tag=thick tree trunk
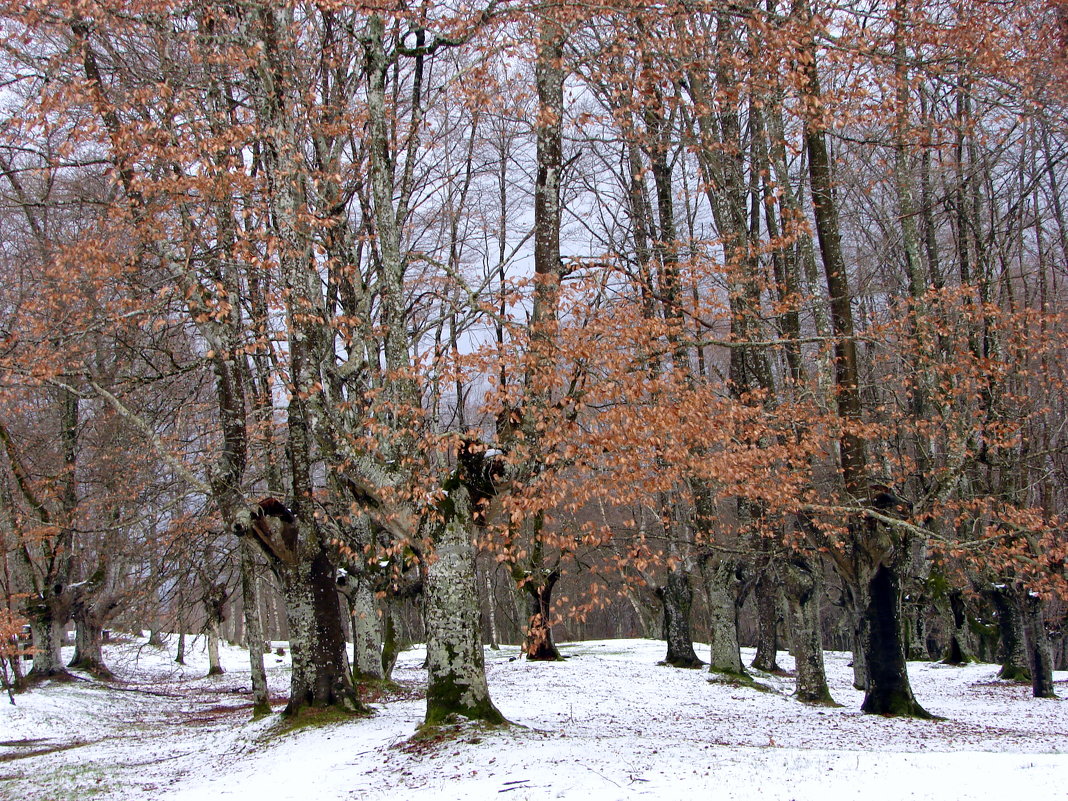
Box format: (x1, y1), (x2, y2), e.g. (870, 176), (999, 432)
(423, 484), (504, 726)
(278, 545), (364, 715)
(1021, 592), (1056, 698)
(485, 571), (500, 650)
(658, 565), (703, 668)
(27, 603), (71, 681)
(175, 631), (186, 665)
(751, 568), (782, 673)
(989, 585), (1030, 682)
(704, 560), (745, 677)
(858, 565), (932, 717)
(69, 606), (113, 679)
(782, 555), (834, 704)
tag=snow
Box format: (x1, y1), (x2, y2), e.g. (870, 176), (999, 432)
(2, 636), (1065, 800)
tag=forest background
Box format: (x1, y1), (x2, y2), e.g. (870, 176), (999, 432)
(1, 0), (1066, 726)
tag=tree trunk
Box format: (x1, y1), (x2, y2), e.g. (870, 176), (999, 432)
(69, 605), (113, 679)
(903, 591), (930, 661)
(205, 584), (226, 677)
(206, 623), (223, 677)
(704, 559), (745, 677)
(989, 585), (1030, 682)
(27, 603), (71, 681)
(843, 585), (868, 690)
(485, 570), (500, 650)
(423, 483), (505, 727)
(782, 555), (834, 704)
(858, 565), (932, 717)
(940, 589), (972, 665)
(175, 631), (186, 665)
(524, 569), (561, 661)
(239, 539), (270, 714)
(658, 564), (703, 668)
(348, 573), (384, 681)
(381, 601), (400, 681)
(751, 567), (782, 673)
(278, 545), (364, 715)
(1021, 592), (1056, 698)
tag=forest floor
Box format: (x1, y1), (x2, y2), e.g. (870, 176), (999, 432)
(1, 635), (1065, 800)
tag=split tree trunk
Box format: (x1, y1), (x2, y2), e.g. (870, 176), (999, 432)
(279, 544), (363, 715)
(939, 589), (972, 665)
(26, 602), (71, 683)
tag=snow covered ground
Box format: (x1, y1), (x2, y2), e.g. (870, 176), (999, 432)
(2, 635), (1065, 800)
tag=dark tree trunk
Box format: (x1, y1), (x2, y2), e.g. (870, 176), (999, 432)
(1021, 592), (1056, 698)
(782, 555), (834, 704)
(278, 545), (363, 715)
(658, 565), (703, 668)
(989, 585), (1030, 682)
(175, 631), (186, 665)
(524, 569), (561, 662)
(859, 565), (932, 717)
(751, 567), (782, 673)
(381, 601), (400, 681)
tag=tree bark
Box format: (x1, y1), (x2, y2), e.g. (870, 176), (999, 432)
(346, 573), (384, 681)
(782, 555), (834, 704)
(858, 565), (932, 717)
(704, 559), (746, 677)
(658, 564), (703, 668)
(69, 602), (114, 679)
(523, 568), (561, 662)
(1021, 592), (1056, 698)
(423, 480), (505, 726)
(751, 567), (782, 673)
(239, 539), (270, 714)
(989, 585), (1030, 682)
